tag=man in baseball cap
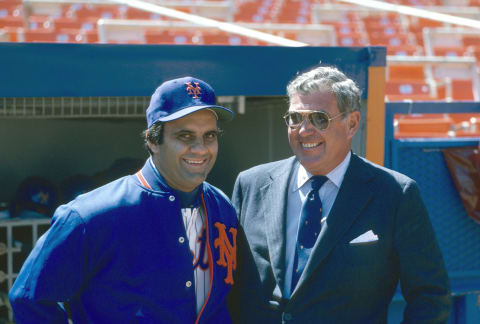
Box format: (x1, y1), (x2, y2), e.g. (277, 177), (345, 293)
(10, 77), (239, 324)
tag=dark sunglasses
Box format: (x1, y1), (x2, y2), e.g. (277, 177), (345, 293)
(283, 110), (346, 131)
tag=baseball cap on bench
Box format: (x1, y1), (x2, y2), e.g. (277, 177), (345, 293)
(146, 76), (234, 127)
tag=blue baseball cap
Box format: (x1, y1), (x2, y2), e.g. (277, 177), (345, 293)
(12, 176), (59, 218)
(146, 76), (234, 127)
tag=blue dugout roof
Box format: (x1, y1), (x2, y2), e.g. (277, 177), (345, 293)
(0, 43), (386, 98)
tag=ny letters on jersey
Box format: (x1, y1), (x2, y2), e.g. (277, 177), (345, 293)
(214, 222), (237, 285)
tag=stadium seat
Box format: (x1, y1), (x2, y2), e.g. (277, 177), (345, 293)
(365, 23), (406, 37)
(433, 46), (468, 57)
(395, 112), (480, 138)
(144, 30), (176, 44)
(82, 29), (98, 43)
(27, 15), (51, 30)
(451, 79), (475, 101)
(387, 44), (424, 56)
(0, 2), (21, 13)
(369, 32), (416, 47)
(395, 114), (452, 138)
(329, 21), (365, 36)
(387, 64), (426, 81)
(125, 7), (158, 20)
(202, 33), (233, 45)
(52, 17), (87, 32)
(336, 31), (368, 46)
(69, 4), (120, 20)
(463, 35), (480, 47)
(0, 15), (23, 28)
(23, 29), (72, 42)
(408, 16), (444, 34)
(385, 79), (445, 101)
(394, 113), (452, 138)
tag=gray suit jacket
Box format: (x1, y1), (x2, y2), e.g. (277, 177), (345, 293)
(229, 153), (451, 324)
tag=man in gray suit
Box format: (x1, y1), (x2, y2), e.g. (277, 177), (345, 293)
(230, 66), (451, 323)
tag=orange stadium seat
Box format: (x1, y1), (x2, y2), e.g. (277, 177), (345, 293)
(336, 31), (368, 46)
(0, 0), (22, 5)
(463, 35), (480, 47)
(125, 7), (157, 20)
(365, 23), (406, 36)
(362, 13), (403, 28)
(275, 1), (311, 24)
(70, 5), (119, 20)
(202, 32), (249, 45)
(23, 29), (76, 42)
(201, 32), (229, 45)
(385, 79), (444, 101)
(449, 112), (480, 125)
(433, 46), (468, 57)
(408, 17), (444, 33)
(0, 15), (23, 28)
(52, 17), (87, 32)
(387, 64), (426, 81)
(451, 79), (475, 101)
(395, 112), (480, 138)
(314, 10), (360, 24)
(394, 114), (452, 138)
(369, 32), (416, 47)
(82, 29), (98, 43)
(144, 31), (177, 44)
(0, 2), (20, 12)
(27, 15), (51, 30)
(329, 21), (365, 35)
(387, 45), (424, 56)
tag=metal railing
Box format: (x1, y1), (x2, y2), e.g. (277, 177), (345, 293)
(0, 218), (51, 322)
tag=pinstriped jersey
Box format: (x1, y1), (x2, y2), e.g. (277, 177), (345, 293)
(182, 206), (210, 315)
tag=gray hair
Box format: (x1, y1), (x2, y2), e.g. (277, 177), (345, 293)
(286, 66), (362, 114)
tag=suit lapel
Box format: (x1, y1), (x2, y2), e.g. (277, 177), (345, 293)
(294, 154), (374, 293)
(262, 157), (297, 292)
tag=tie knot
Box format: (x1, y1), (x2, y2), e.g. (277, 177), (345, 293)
(310, 175), (328, 191)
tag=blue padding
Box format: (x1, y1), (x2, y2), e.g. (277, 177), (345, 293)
(0, 43), (385, 98)
(391, 139), (480, 294)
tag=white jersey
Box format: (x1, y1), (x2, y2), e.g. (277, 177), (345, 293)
(182, 206), (210, 315)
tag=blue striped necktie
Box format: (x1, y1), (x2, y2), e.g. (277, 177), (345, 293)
(291, 175), (329, 293)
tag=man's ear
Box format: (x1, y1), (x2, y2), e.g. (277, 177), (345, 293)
(146, 135), (160, 154)
(347, 111), (361, 138)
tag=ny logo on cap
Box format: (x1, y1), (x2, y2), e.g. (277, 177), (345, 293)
(186, 82), (202, 99)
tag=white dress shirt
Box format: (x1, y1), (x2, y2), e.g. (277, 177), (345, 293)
(283, 152), (351, 298)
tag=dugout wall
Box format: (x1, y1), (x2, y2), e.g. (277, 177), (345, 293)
(0, 43), (386, 322)
(0, 43), (386, 201)
(385, 102), (480, 324)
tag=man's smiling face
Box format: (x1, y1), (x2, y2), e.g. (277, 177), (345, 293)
(148, 109), (218, 192)
(287, 90), (359, 175)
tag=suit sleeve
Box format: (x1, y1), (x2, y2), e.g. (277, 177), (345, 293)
(231, 174), (244, 221)
(394, 180), (452, 323)
(8, 205), (88, 324)
(229, 174), (247, 321)
(229, 173), (275, 324)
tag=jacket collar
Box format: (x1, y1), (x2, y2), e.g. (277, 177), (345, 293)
(136, 157), (204, 195)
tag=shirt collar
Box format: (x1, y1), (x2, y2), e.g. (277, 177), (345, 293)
(293, 151), (351, 192)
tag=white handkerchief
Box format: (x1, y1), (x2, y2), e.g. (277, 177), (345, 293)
(349, 230), (378, 244)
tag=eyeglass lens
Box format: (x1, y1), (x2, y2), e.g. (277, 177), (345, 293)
(286, 112), (329, 130)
